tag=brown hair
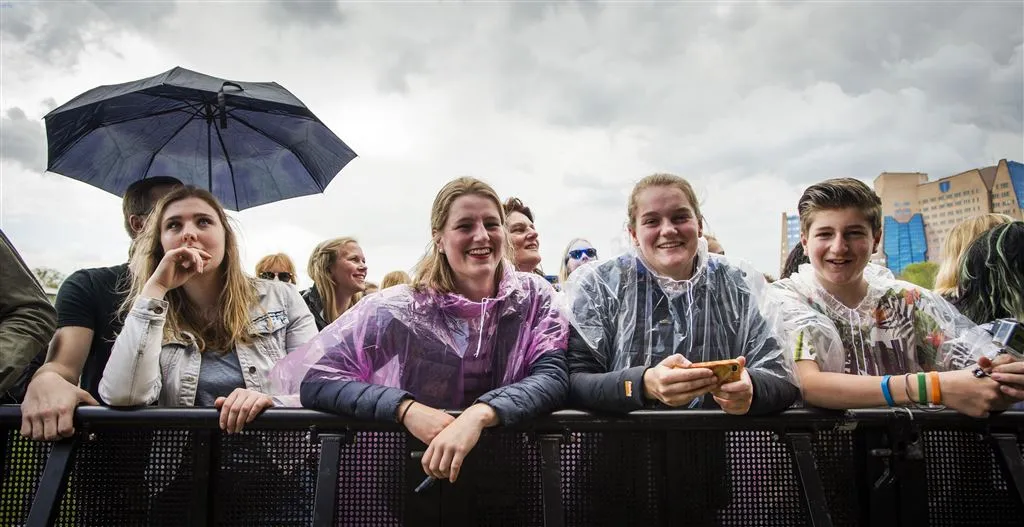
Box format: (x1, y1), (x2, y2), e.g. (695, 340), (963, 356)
(255, 253), (298, 284)
(627, 173), (705, 232)
(797, 178), (882, 236)
(413, 177), (512, 294)
(121, 176), (183, 238)
(934, 213), (1014, 296)
(307, 237), (361, 324)
(122, 186), (258, 352)
(502, 197), (534, 222)
(381, 270), (412, 289)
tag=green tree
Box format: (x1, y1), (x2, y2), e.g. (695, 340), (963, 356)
(899, 262), (939, 289)
(32, 267), (65, 289)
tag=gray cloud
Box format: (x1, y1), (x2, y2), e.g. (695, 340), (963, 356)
(357, 3), (1022, 137)
(262, 0), (345, 28)
(0, 1), (177, 69)
(0, 107), (46, 171)
(2, 1), (1022, 278)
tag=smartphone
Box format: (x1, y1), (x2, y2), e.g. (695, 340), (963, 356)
(683, 359), (743, 383)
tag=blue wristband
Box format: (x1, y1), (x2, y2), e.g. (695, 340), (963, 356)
(881, 375), (896, 407)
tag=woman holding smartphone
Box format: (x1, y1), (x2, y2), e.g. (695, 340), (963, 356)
(560, 173), (798, 527)
(563, 173), (797, 414)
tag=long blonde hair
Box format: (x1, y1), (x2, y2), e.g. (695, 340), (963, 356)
(307, 237), (361, 324)
(934, 213), (1015, 297)
(122, 186), (258, 352)
(381, 270), (412, 289)
(413, 177), (513, 294)
(558, 238), (591, 284)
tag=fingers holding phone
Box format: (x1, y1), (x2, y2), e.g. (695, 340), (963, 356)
(711, 357), (753, 415)
(642, 354), (718, 407)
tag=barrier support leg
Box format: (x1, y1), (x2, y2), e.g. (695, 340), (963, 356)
(312, 431), (351, 527)
(26, 436), (80, 527)
(537, 433), (565, 527)
(785, 431), (834, 527)
(990, 432), (1024, 507)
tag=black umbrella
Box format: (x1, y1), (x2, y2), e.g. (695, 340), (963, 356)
(44, 66), (356, 210)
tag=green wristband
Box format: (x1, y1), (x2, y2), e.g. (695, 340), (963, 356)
(917, 373), (928, 405)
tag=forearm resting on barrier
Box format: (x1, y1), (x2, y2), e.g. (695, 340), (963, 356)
(797, 360), (1010, 417)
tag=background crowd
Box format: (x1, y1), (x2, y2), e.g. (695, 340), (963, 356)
(1, 171), (1022, 520)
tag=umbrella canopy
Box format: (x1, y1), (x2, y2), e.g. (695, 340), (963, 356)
(44, 67), (356, 211)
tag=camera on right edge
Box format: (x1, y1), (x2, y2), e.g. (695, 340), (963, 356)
(992, 319), (1024, 360)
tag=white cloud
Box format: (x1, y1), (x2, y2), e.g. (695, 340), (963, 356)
(1, 0), (1021, 286)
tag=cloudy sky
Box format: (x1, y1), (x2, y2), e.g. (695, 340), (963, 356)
(2, 0), (1022, 288)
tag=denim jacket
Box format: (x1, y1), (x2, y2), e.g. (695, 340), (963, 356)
(99, 279), (317, 407)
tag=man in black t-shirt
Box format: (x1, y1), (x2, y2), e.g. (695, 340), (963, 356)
(53, 263), (130, 403)
(20, 176), (181, 440)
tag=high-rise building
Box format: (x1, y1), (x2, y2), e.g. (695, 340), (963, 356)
(874, 159), (1023, 275)
(779, 212), (801, 276)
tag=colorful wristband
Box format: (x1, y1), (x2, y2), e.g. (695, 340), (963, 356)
(881, 375), (896, 407)
(928, 371), (942, 405)
(917, 373), (928, 405)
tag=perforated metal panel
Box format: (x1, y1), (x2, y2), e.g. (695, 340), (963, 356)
(335, 430), (406, 526)
(215, 430), (316, 525)
(3, 417), (1023, 527)
(58, 429), (188, 526)
(0, 430), (50, 526)
(923, 429), (1023, 527)
(718, 430), (805, 526)
(561, 431), (664, 527)
(560, 429), (861, 527)
(448, 432), (542, 527)
(812, 429), (860, 527)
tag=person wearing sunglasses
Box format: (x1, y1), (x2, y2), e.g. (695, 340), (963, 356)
(255, 253), (298, 285)
(558, 238), (597, 285)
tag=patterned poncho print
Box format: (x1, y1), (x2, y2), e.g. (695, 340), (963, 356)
(771, 263), (998, 375)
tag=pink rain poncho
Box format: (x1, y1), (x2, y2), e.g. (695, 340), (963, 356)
(770, 263), (999, 375)
(269, 268), (569, 415)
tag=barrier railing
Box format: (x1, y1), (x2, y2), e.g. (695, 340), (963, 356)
(1, 406), (1022, 526)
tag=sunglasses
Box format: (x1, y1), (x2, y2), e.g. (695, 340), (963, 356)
(567, 248), (597, 261)
(259, 271), (294, 283)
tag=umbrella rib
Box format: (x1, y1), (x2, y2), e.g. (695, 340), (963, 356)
(141, 113), (201, 181)
(94, 103), (204, 128)
(212, 122), (240, 210)
(48, 105), (203, 168)
(230, 113), (324, 192)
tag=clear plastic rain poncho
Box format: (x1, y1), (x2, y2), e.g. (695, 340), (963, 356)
(269, 268), (568, 408)
(560, 238), (797, 396)
(770, 262), (999, 375)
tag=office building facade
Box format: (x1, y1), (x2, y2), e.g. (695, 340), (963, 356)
(873, 159), (1023, 275)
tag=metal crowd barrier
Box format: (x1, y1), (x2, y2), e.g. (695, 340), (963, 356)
(0, 406), (1021, 526)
